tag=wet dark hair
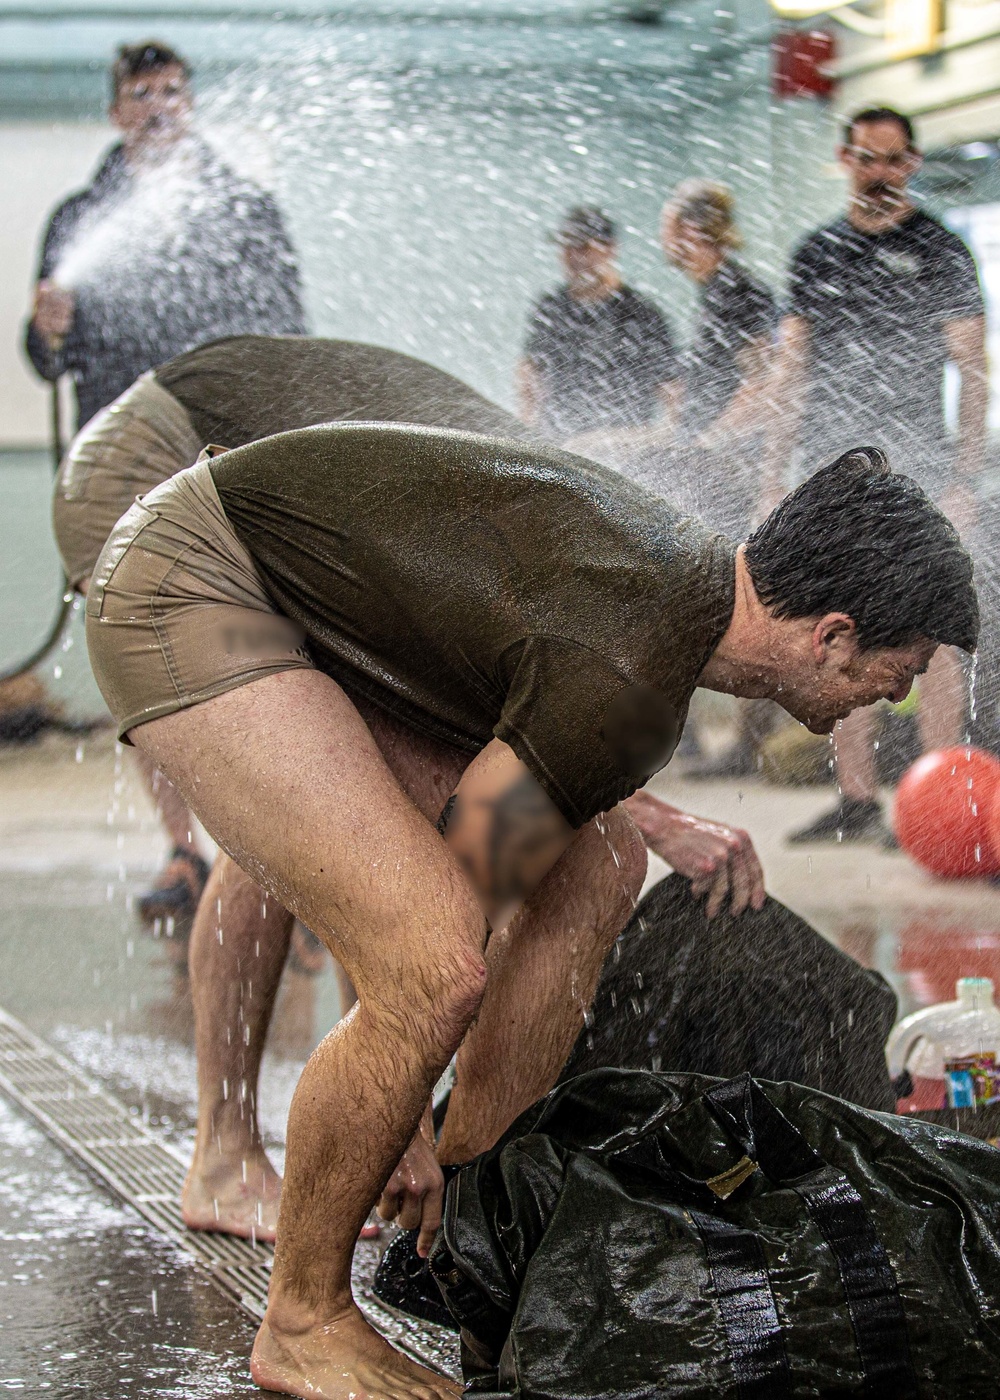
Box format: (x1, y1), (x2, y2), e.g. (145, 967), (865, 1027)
(843, 107), (916, 151)
(745, 447), (979, 652)
(111, 42), (191, 101)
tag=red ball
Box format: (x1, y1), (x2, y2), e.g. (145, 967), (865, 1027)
(894, 747), (1000, 879)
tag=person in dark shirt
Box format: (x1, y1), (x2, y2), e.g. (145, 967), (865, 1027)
(656, 179), (779, 775)
(517, 206), (680, 453)
(659, 178), (777, 531)
(24, 42), (306, 431)
(763, 108), (988, 845)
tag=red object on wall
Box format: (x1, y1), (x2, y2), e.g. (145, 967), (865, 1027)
(772, 29), (836, 99)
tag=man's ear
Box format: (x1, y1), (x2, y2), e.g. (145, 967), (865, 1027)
(811, 613), (857, 665)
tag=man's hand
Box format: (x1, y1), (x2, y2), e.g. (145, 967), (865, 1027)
(32, 280), (75, 347)
(623, 790), (765, 919)
(377, 1120), (444, 1258)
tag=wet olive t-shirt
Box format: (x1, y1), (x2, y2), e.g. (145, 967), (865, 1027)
(210, 424), (736, 827)
(155, 335), (529, 448)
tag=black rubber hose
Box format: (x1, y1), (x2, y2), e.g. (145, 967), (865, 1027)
(0, 382), (73, 684)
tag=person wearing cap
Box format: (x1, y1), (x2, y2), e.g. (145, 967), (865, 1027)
(517, 206), (680, 453)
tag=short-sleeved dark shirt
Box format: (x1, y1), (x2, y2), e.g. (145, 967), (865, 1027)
(25, 142), (307, 430)
(155, 335), (529, 447)
(681, 260), (777, 434)
(525, 286), (678, 439)
(788, 209), (983, 484)
(210, 424), (736, 827)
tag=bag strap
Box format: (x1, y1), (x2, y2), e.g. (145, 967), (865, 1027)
(688, 1209), (792, 1399)
(704, 1076), (919, 1399)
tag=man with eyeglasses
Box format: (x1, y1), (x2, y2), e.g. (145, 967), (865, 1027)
(25, 41), (306, 434)
(25, 40), (306, 919)
(762, 106), (988, 845)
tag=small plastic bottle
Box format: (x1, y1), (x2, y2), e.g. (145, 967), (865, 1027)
(887, 977), (1000, 1112)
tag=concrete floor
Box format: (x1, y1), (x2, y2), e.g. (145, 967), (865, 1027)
(1, 727), (999, 1394)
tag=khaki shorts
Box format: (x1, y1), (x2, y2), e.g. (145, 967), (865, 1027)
(54, 372), (203, 590)
(85, 456), (315, 741)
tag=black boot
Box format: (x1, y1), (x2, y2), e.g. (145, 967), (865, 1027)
(787, 797), (894, 846)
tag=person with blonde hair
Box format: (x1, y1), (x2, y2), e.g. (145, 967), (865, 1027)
(659, 178), (777, 533)
(659, 179), (779, 776)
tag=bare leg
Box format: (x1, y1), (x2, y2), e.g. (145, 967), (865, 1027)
(134, 747), (203, 854)
(182, 852), (292, 1241)
(917, 644), (966, 752)
(132, 669), (477, 1400)
(832, 705), (879, 803)
(438, 805), (646, 1163)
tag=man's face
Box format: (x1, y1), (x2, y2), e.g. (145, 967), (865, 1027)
(781, 626), (938, 735)
(110, 63), (192, 150)
(560, 238), (617, 287)
(838, 119), (921, 213)
(660, 207), (699, 273)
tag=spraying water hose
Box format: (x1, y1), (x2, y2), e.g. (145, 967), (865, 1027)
(0, 381), (74, 684)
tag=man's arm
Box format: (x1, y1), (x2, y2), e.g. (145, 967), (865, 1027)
(440, 738), (574, 931)
(516, 356), (545, 428)
(943, 314), (988, 529)
(623, 788), (765, 919)
(377, 738), (573, 1252)
(238, 189), (308, 334)
(758, 313), (811, 520)
(24, 203), (77, 382)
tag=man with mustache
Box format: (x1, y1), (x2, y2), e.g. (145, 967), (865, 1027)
(762, 107), (987, 844)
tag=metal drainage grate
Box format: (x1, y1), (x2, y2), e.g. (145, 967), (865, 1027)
(0, 1006), (460, 1380)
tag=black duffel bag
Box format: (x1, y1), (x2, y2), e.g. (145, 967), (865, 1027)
(429, 1070), (1000, 1398)
(561, 873), (898, 1112)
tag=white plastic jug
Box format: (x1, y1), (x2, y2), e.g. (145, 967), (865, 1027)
(886, 977), (1000, 1112)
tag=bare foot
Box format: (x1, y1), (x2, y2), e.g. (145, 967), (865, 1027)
(251, 1304), (461, 1399)
(182, 1149), (282, 1242)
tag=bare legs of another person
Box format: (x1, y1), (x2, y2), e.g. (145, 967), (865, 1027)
(790, 645), (967, 843)
(131, 668), (645, 1400)
(133, 747), (211, 924)
(182, 852), (292, 1241)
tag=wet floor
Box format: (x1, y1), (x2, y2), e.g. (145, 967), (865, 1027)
(1, 729), (999, 1393)
(0, 1096), (263, 1398)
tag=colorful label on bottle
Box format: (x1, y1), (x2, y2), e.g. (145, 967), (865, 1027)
(943, 1053), (1000, 1109)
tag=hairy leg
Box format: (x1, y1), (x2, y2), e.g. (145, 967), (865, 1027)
(833, 705), (879, 803)
(917, 644), (966, 752)
(437, 805), (647, 1164)
(183, 852), (292, 1241)
(131, 669), (480, 1400)
(133, 746), (203, 855)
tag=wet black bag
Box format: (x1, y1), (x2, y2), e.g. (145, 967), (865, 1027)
(561, 873), (898, 1111)
(430, 1070), (1000, 1398)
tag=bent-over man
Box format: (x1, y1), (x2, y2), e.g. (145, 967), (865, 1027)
(86, 432), (976, 1400)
